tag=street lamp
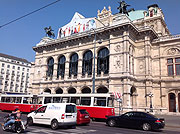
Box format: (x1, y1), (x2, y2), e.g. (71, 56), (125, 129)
(91, 29), (102, 93)
(91, 18), (105, 93)
(92, 29), (96, 94)
(148, 92), (153, 112)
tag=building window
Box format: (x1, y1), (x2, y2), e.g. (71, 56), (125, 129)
(82, 50), (92, 76)
(13, 66), (15, 69)
(2, 63), (4, 67)
(175, 58), (180, 75)
(47, 57), (54, 77)
(57, 55), (66, 78)
(69, 53), (78, 77)
(18, 67), (20, 70)
(167, 58), (180, 76)
(97, 47), (109, 75)
(7, 65), (10, 68)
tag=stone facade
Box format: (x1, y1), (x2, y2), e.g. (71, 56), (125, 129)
(31, 5), (180, 114)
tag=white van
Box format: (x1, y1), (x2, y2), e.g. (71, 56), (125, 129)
(27, 103), (77, 130)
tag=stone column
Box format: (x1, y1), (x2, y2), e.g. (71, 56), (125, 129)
(53, 56), (58, 80)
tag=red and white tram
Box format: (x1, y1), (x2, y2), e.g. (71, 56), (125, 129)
(0, 94), (42, 112)
(0, 93), (115, 119)
(39, 93), (115, 119)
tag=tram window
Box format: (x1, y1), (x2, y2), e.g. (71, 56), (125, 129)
(23, 97), (28, 104)
(62, 97), (69, 103)
(23, 97), (31, 104)
(6, 97), (10, 103)
(16, 97), (22, 103)
(53, 97), (61, 103)
(94, 97), (106, 106)
(10, 97), (16, 103)
(70, 97), (80, 105)
(44, 97), (52, 104)
(38, 97), (43, 104)
(107, 97), (114, 107)
(81, 97), (91, 106)
(1, 97), (5, 102)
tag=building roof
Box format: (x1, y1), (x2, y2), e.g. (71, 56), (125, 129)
(128, 10), (145, 21)
(0, 53), (30, 64)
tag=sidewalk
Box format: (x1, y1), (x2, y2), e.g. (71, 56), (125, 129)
(155, 114), (180, 128)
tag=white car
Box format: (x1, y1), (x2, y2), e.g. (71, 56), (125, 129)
(27, 103), (77, 130)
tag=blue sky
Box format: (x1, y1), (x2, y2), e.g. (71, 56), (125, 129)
(0, 0), (179, 62)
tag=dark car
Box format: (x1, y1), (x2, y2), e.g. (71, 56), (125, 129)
(77, 109), (90, 125)
(106, 111), (165, 131)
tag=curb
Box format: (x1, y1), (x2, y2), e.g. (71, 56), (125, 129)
(166, 125), (180, 128)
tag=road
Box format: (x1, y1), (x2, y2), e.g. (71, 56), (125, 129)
(0, 111), (180, 134)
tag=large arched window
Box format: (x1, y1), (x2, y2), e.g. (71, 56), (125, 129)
(55, 88), (63, 94)
(68, 88), (77, 94)
(69, 53), (78, 77)
(82, 50), (93, 76)
(57, 55), (66, 78)
(169, 93), (176, 112)
(82, 87), (91, 93)
(47, 57), (54, 77)
(97, 48), (109, 75)
(44, 88), (51, 94)
(97, 86), (109, 93)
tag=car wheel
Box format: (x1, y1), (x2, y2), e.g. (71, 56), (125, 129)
(142, 123), (151, 131)
(51, 120), (59, 130)
(108, 119), (116, 127)
(27, 117), (33, 126)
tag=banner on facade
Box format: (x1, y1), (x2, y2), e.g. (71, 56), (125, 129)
(113, 92), (121, 99)
(57, 12), (96, 39)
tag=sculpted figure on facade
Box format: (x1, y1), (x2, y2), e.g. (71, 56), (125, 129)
(117, 0), (130, 16)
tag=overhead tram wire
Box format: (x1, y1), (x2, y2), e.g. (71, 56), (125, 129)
(0, 0), (61, 29)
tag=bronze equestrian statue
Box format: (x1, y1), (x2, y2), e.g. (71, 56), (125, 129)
(44, 26), (55, 38)
(117, 0), (130, 16)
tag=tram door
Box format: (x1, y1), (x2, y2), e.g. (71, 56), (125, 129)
(169, 93), (176, 112)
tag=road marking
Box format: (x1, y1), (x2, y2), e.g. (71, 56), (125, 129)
(26, 126), (97, 134)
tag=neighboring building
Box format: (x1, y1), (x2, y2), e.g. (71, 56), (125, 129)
(0, 53), (31, 94)
(31, 4), (180, 114)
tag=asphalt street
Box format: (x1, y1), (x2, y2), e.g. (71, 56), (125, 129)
(0, 111), (180, 134)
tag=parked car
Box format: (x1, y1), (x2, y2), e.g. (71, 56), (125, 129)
(27, 103), (77, 130)
(106, 111), (165, 131)
(77, 109), (90, 125)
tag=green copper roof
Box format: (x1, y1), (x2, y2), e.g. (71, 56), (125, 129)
(128, 10), (146, 21)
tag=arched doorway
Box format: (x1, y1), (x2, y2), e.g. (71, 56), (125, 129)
(130, 86), (137, 107)
(55, 88), (63, 94)
(82, 87), (91, 93)
(68, 88), (76, 94)
(169, 93), (176, 112)
(44, 88), (51, 94)
(97, 87), (109, 93)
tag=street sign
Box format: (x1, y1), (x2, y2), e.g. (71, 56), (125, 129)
(117, 98), (122, 103)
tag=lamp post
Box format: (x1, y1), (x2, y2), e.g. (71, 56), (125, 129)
(91, 18), (105, 93)
(148, 92), (153, 112)
(92, 30), (96, 94)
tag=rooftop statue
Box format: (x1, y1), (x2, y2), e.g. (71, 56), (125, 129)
(117, 0), (130, 16)
(44, 26), (55, 38)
